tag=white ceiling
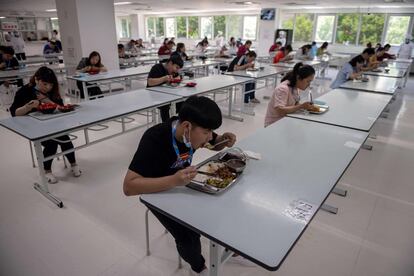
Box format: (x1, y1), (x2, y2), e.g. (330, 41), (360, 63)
(1, 0), (414, 15)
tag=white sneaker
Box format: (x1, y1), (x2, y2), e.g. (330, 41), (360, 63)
(71, 165), (82, 177)
(227, 255), (256, 267)
(45, 172), (58, 184)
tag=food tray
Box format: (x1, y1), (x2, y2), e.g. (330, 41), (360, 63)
(187, 150), (246, 194)
(28, 107), (78, 121)
(309, 104), (329, 114)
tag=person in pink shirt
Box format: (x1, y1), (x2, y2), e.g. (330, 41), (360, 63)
(265, 63), (316, 127)
(237, 40), (252, 57)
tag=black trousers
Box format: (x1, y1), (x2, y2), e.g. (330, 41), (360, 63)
(41, 135), (76, 171)
(158, 102), (183, 122)
(244, 82), (256, 103)
(76, 81), (102, 99)
(150, 208), (206, 273)
(15, 53), (26, 61)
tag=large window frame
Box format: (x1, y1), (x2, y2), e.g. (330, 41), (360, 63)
(384, 13), (412, 45)
(313, 14), (336, 43)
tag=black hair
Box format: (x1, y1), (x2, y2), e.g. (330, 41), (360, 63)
(366, 42), (372, 48)
(167, 40), (174, 46)
(276, 41), (282, 45)
(30, 66), (61, 100)
(179, 96), (222, 130)
(53, 30), (58, 34)
(375, 43), (381, 47)
(284, 45), (293, 52)
(349, 55), (365, 67)
(246, 51), (257, 58)
(301, 44), (312, 55)
(384, 43), (391, 49)
(312, 41), (316, 46)
(376, 47), (385, 53)
(281, 62), (315, 88)
(362, 48), (375, 55)
(167, 55), (184, 68)
(321, 42), (328, 49)
(118, 44), (124, 50)
(0, 45), (8, 53)
(87, 51), (103, 67)
(245, 40), (252, 45)
(3, 46), (14, 55)
(176, 42), (185, 52)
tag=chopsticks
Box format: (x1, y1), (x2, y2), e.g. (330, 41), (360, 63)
(204, 139), (230, 150)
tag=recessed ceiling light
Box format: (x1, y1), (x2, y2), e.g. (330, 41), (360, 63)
(51, 17), (58, 20)
(45, 9), (57, 12)
(114, 2), (132, 5)
(0, 16), (5, 19)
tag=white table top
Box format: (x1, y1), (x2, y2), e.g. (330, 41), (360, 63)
(224, 65), (289, 79)
(339, 75), (398, 95)
(287, 89), (392, 131)
(0, 90), (181, 141)
(0, 64), (66, 79)
(271, 60), (321, 68)
(146, 74), (251, 97)
(67, 66), (153, 82)
(364, 68), (406, 78)
(141, 117), (368, 270)
(384, 61), (411, 70)
(182, 60), (222, 70)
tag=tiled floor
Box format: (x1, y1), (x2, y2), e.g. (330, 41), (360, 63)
(1, 68), (414, 276)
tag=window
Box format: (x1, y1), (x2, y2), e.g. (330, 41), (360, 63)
(118, 17), (131, 38)
(336, 13), (359, 45)
(280, 13), (294, 29)
(243, 16), (257, 40)
(315, 15), (335, 42)
(227, 15), (242, 40)
(147, 17), (155, 38)
(385, 15), (411, 45)
(359, 14), (385, 46)
(188, 16), (199, 39)
(177, 16), (187, 38)
(294, 14), (314, 42)
(200, 17), (213, 39)
(214, 16), (226, 38)
(165, 18), (176, 38)
(156, 17), (165, 37)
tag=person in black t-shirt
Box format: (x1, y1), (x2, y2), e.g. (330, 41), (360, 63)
(124, 96), (236, 274)
(0, 46), (23, 87)
(228, 51), (259, 104)
(147, 55), (184, 122)
(10, 67), (81, 184)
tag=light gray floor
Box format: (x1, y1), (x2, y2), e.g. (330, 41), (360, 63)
(0, 69), (414, 276)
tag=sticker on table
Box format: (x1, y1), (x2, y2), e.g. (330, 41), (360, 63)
(344, 141), (361, 150)
(284, 199), (317, 224)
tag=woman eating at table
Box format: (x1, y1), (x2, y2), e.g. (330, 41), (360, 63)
(273, 45), (293, 64)
(9, 66), (81, 184)
(295, 44), (312, 60)
(76, 51), (108, 99)
(171, 43), (192, 61)
(330, 55), (364, 89)
(265, 62), (315, 127)
(370, 47), (386, 64)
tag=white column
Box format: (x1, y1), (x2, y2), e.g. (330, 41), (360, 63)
(130, 14), (139, 39)
(257, 7), (279, 56)
(55, 0), (119, 71)
(137, 14), (146, 40)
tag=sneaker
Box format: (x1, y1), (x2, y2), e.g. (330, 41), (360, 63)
(250, 98), (261, 104)
(71, 165), (82, 177)
(45, 172), (58, 184)
(227, 255), (256, 267)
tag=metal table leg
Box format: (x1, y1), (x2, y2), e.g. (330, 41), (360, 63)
(209, 241), (233, 276)
(332, 187), (347, 197)
(33, 141), (63, 208)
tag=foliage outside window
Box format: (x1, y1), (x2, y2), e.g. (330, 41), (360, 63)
(227, 15), (242, 39)
(156, 17), (165, 37)
(200, 17), (213, 39)
(385, 15), (410, 45)
(280, 13), (294, 29)
(188, 16), (199, 39)
(213, 16), (226, 38)
(177, 16), (187, 38)
(315, 15), (335, 42)
(165, 18), (176, 38)
(358, 14), (385, 46)
(294, 14), (314, 42)
(336, 13), (359, 44)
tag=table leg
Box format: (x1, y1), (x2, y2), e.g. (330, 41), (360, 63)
(332, 187), (347, 197)
(321, 203), (338, 214)
(223, 86), (243, 122)
(362, 144), (373, 151)
(29, 141), (36, 168)
(209, 241), (233, 276)
(32, 141), (64, 208)
(83, 82), (89, 101)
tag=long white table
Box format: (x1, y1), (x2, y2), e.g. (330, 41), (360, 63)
(146, 75), (252, 121)
(66, 66), (153, 100)
(141, 117), (368, 275)
(224, 65), (289, 81)
(0, 90), (182, 207)
(271, 59), (321, 69)
(182, 60), (223, 76)
(287, 89), (392, 132)
(363, 67), (406, 78)
(339, 75), (399, 95)
(0, 64), (67, 81)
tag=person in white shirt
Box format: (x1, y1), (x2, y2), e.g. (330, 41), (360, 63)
(226, 37), (238, 56)
(10, 31), (26, 61)
(398, 35), (414, 59)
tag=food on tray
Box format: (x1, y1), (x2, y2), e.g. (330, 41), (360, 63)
(198, 162), (225, 174)
(169, 78), (182, 84)
(206, 177), (233, 188)
(58, 104), (75, 113)
(38, 103), (57, 114)
(185, 82), (197, 87)
(194, 161), (236, 189)
(193, 174), (209, 183)
(307, 105), (320, 113)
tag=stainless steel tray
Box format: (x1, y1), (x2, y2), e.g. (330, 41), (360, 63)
(187, 151), (244, 194)
(309, 104), (329, 114)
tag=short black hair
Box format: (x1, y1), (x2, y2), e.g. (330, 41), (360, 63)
(362, 48), (375, 55)
(118, 44), (124, 50)
(0, 45), (9, 53)
(167, 40), (175, 45)
(349, 55), (365, 67)
(246, 51), (257, 58)
(167, 55), (184, 68)
(178, 96), (222, 130)
(3, 46), (14, 55)
(281, 62), (315, 88)
(276, 41), (282, 45)
(245, 40), (252, 45)
(384, 43), (391, 49)
(285, 45), (293, 52)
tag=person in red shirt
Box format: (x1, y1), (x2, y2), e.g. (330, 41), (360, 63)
(158, 40), (174, 56)
(237, 40), (252, 57)
(269, 41), (282, 53)
(273, 45), (293, 63)
(383, 44), (396, 59)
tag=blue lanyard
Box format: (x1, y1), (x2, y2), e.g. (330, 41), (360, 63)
(171, 121), (193, 166)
